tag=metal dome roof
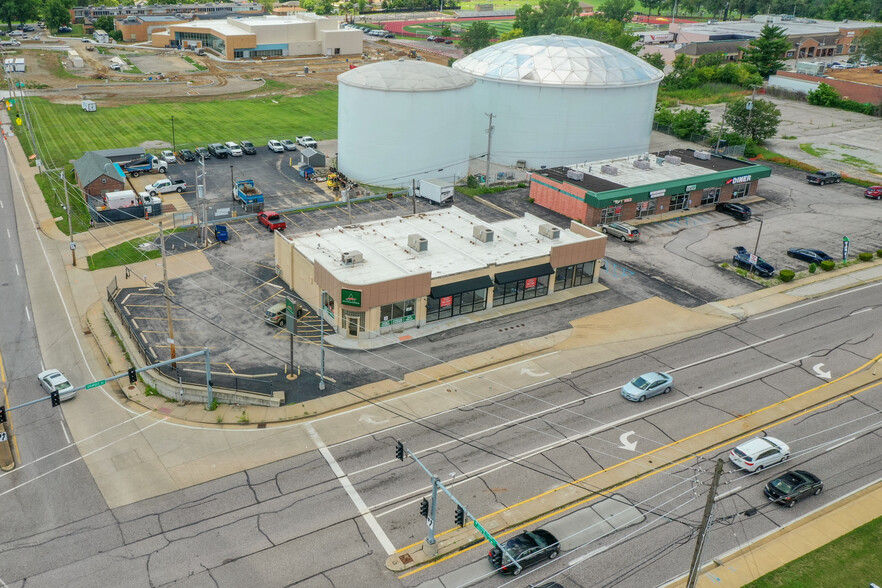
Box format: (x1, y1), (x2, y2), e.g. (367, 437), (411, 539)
(453, 35), (664, 87)
(338, 59), (475, 92)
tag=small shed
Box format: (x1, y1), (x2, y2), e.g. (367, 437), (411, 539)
(14, 58), (25, 72)
(68, 50), (84, 68)
(3, 58), (13, 73)
(300, 147), (326, 168)
(82, 100), (97, 112)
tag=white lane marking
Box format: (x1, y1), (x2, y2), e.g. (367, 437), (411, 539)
(825, 437), (855, 452)
(750, 281), (882, 320)
(25, 306), (30, 322)
(715, 486), (742, 501)
(305, 423), (396, 555)
(60, 419), (71, 444)
(850, 307), (873, 315)
(15, 263), (19, 276)
(7, 227), (11, 238)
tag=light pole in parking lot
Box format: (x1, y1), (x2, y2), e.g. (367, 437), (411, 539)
(171, 115), (176, 152)
(751, 215), (764, 275)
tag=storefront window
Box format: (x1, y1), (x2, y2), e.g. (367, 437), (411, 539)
(669, 193), (688, 211)
(635, 200), (656, 219)
(322, 291), (336, 318)
(493, 274), (549, 306)
(426, 288), (487, 322)
(731, 183), (749, 199)
(700, 187), (721, 205)
(380, 299), (416, 327)
(342, 310), (365, 337)
(554, 262), (595, 291)
(600, 205), (623, 224)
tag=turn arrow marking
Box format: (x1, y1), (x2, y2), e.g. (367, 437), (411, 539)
(520, 367), (549, 377)
(812, 363), (831, 379)
(619, 431), (637, 451)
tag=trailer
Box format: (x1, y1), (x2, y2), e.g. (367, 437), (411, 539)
(103, 189), (148, 210)
(418, 179), (454, 205)
(122, 154), (167, 177)
(234, 179), (264, 211)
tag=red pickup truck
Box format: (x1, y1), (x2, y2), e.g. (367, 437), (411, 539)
(258, 211), (286, 232)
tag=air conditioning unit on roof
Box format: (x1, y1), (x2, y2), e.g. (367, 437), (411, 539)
(538, 224), (560, 240)
(473, 226), (494, 243)
(408, 234), (428, 252)
(341, 250), (363, 266)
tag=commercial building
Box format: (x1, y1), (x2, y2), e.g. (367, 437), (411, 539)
(274, 207), (606, 339)
(529, 149), (772, 226)
(116, 15), (188, 43)
(151, 14), (362, 59)
(73, 151), (126, 198)
(74, 3), (264, 22)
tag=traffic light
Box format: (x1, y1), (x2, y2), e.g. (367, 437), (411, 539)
(0, 406), (6, 423)
(128, 367), (137, 383)
(489, 548), (503, 570)
(419, 498), (429, 518)
(454, 505), (465, 527)
(395, 440), (404, 461)
(50, 391), (60, 407)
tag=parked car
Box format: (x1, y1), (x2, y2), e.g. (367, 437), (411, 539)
(621, 371), (673, 402)
(426, 35), (437, 42)
(208, 142), (231, 158)
(601, 222), (640, 242)
(58, 25), (73, 33)
(225, 141), (243, 156)
(787, 248), (833, 264)
(195, 146), (211, 159)
(732, 246), (775, 278)
(177, 148), (197, 162)
(38, 369), (76, 401)
(433, 36), (445, 43)
(715, 201), (752, 220)
(444, 39), (454, 44)
(267, 139), (284, 153)
(384, 33), (395, 38)
(160, 150), (177, 164)
(729, 436), (790, 473)
(864, 186), (882, 199)
(258, 211), (286, 231)
(488, 529), (559, 576)
(240, 140), (257, 155)
(280, 139), (298, 151)
(764, 470), (823, 507)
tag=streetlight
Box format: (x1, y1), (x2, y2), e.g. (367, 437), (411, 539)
(751, 215), (764, 275)
(171, 115), (176, 152)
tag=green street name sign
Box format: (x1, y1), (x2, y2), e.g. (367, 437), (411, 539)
(85, 380), (106, 389)
(473, 520), (498, 548)
(340, 289), (362, 307)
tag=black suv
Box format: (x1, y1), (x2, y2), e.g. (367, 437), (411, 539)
(208, 143), (231, 158)
(716, 202), (751, 220)
(240, 140), (257, 155)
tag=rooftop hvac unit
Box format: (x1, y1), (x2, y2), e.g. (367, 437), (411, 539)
(601, 164), (619, 176)
(473, 226), (494, 243)
(516, 160), (527, 169)
(633, 160), (651, 170)
(656, 157), (666, 165)
(693, 150), (711, 160)
(566, 168), (585, 181)
(407, 234), (428, 252)
(341, 250), (364, 266)
(538, 224), (560, 240)
(665, 155), (682, 165)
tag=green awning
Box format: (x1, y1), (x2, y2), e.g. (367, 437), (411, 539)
(429, 276), (493, 299)
(494, 263), (554, 284)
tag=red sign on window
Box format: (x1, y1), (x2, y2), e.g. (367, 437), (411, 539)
(440, 296), (453, 308)
(525, 277), (537, 289)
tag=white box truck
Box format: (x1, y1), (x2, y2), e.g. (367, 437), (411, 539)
(418, 179), (454, 205)
(103, 189), (151, 210)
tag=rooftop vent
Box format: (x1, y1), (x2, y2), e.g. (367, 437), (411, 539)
(538, 224), (560, 240)
(473, 226), (494, 243)
(341, 250), (364, 266)
(407, 234), (428, 252)
(693, 150), (711, 160)
(601, 164), (619, 176)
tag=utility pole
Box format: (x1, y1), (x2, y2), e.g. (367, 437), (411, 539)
(159, 221), (177, 366)
(484, 113), (494, 187)
(714, 102), (729, 152)
(319, 290), (326, 391)
(746, 84), (761, 138)
(686, 459), (725, 588)
(412, 178), (417, 215)
(62, 169), (76, 266)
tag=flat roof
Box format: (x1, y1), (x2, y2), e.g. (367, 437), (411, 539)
(172, 20), (250, 35)
(678, 17), (882, 38)
(538, 149), (753, 194)
(282, 206), (600, 284)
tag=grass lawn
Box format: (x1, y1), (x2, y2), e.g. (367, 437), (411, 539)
(21, 89), (339, 168)
(745, 515), (882, 588)
(86, 235), (162, 270)
(34, 168), (93, 235)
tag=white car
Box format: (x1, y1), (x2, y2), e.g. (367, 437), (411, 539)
(729, 436), (790, 473)
(38, 369), (76, 401)
(160, 150), (177, 164)
(280, 139), (297, 151)
(267, 140), (284, 153)
(225, 141), (243, 156)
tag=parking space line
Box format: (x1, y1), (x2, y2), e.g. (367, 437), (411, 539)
(246, 279), (284, 296)
(131, 316), (194, 321)
(226, 223), (244, 238)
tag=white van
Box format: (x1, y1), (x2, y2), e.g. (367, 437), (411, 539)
(0, 40), (21, 47)
(9, 30), (25, 37)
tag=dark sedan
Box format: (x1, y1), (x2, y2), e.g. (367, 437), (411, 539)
(716, 202), (752, 220)
(787, 248), (832, 264)
(177, 148), (197, 162)
(764, 470), (823, 507)
(488, 529), (559, 575)
(732, 246), (775, 278)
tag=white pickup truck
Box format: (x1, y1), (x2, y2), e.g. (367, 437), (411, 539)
(144, 178), (187, 196)
(296, 135), (318, 149)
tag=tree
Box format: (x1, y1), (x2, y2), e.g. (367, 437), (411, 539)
(807, 83), (841, 107)
(598, 0), (634, 22)
(640, 0), (665, 16)
(858, 27), (882, 63)
(741, 24), (790, 78)
(643, 52), (665, 70)
(95, 15), (115, 33)
(459, 21), (496, 54)
(723, 97), (781, 142)
(44, 0), (70, 29)
(570, 16), (638, 53)
(514, 0), (580, 36)
(440, 25), (452, 37)
(499, 27), (524, 42)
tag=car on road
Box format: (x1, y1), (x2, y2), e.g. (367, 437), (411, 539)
(240, 140), (257, 155)
(764, 470), (822, 507)
(488, 529), (559, 575)
(787, 248), (832, 264)
(280, 139), (298, 151)
(225, 141), (243, 156)
(195, 146), (210, 159)
(715, 201), (752, 220)
(267, 139), (284, 153)
(729, 436), (790, 473)
(621, 371), (673, 402)
(864, 186), (882, 199)
(732, 246), (775, 278)
(38, 369), (76, 401)
(177, 148), (197, 162)
(601, 222), (640, 242)
(160, 150), (177, 164)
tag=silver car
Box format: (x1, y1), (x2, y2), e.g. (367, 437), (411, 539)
(621, 371), (673, 402)
(601, 222), (640, 242)
(38, 369), (76, 401)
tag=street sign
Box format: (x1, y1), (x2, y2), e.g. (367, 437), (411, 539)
(426, 516), (433, 528)
(0, 432), (7, 442)
(843, 236), (849, 262)
(85, 380), (105, 389)
(748, 254), (758, 265)
(473, 520), (499, 548)
(286, 298), (298, 334)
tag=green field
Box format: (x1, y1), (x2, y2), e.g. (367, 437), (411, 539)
(404, 18), (516, 37)
(22, 89), (339, 168)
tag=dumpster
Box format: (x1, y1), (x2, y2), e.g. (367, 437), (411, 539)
(214, 224), (229, 243)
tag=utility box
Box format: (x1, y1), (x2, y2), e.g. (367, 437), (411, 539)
(418, 179), (454, 205)
(82, 100), (97, 112)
